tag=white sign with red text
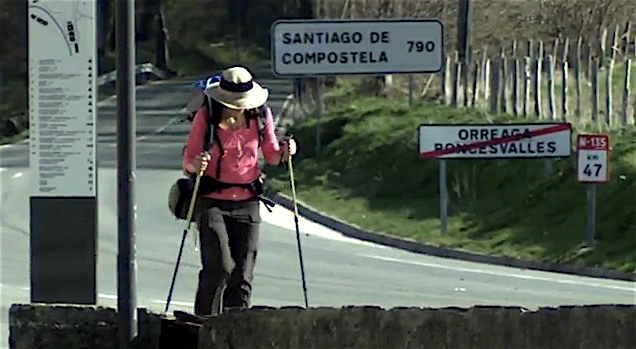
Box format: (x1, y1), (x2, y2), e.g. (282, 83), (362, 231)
(576, 134), (610, 183)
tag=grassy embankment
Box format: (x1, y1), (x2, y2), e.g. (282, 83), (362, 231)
(266, 80), (636, 274)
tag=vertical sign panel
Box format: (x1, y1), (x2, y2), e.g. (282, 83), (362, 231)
(576, 134), (610, 183)
(29, 0), (96, 196)
(28, 0), (97, 304)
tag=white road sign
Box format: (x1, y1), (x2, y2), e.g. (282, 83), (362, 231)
(418, 123), (572, 159)
(29, 0), (97, 197)
(271, 19), (444, 76)
(576, 134), (610, 183)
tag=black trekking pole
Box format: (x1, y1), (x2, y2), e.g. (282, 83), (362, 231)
(287, 149), (309, 308)
(165, 168), (204, 313)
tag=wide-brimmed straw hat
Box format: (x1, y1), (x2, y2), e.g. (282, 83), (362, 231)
(204, 66), (269, 110)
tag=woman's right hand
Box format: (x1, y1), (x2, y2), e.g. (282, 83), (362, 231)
(186, 152), (211, 174)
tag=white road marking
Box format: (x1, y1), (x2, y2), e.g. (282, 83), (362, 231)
(0, 139), (29, 150)
(97, 293), (193, 308)
(12, 172), (23, 179)
(98, 293), (118, 300)
(260, 204), (385, 248)
(95, 80), (159, 107)
(1, 80), (177, 151)
(108, 116), (183, 147)
(151, 299), (193, 307)
(6, 288), (194, 308)
(360, 254), (636, 292)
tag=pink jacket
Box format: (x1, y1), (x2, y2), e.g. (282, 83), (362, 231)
(182, 106), (282, 201)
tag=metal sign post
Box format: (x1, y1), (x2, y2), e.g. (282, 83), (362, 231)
(418, 122), (573, 235)
(115, 0), (137, 346)
(315, 76), (324, 155)
(28, 0), (98, 305)
(576, 134), (610, 246)
(439, 159), (448, 235)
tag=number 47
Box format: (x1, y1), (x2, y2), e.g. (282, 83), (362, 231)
(584, 163), (602, 177)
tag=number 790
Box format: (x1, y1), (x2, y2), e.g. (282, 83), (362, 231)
(407, 40), (435, 52)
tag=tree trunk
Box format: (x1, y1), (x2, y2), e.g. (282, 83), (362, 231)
(298, 0), (313, 18)
(155, 0), (170, 72)
(97, 0), (110, 74)
(136, 0), (158, 42)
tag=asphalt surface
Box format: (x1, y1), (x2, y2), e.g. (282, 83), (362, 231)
(1, 68), (635, 347)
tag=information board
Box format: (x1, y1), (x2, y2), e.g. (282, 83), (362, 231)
(29, 0), (97, 197)
(576, 134), (610, 183)
(271, 19), (444, 76)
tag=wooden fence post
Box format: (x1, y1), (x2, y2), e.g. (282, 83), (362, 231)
(561, 61), (569, 121)
(605, 55), (615, 127)
(451, 59), (461, 107)
(482, 55), (491, 107)
(546, 55), (556, 120)
(471, 60), (479, 107)
(591, 59), (599, 123)
(500, 48), (508, 113)
(523, 57), (531, 116)
(575, 37), (582, 117)
(463, 58), (470, 107)
(442, 55), (451, 105)
(533, 56), (542, 118)
(584, 42), (592, 79)
(622, 59), (632, 124)
(490, 59), (500, 114)
(610, 24), (619, 60)
(562, 37), (570, 64)
(512, 58), (519, 116)
(538, 40), (545, 69)
(621, 21), (632, 56)
(599, 26), (608, 67)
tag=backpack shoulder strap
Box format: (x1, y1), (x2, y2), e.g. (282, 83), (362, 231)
(256, 104), (271, 145)
(203, 95), (224, 179)
(203, 96), (213, 152)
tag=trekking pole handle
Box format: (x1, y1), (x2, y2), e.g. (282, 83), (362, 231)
(183, 168), (205, 230)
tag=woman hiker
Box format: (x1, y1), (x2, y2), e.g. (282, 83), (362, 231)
(182, 65), (297, 316)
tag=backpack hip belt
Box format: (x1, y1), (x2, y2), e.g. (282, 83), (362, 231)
(197, 175), (264, 196)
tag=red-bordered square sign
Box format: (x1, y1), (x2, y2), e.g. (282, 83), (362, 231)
(576, 134), (610, 183)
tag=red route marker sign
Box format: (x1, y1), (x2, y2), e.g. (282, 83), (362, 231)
(576, 134), (610, 183)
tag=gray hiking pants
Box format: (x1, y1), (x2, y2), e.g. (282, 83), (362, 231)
(193, 197), (260, 316)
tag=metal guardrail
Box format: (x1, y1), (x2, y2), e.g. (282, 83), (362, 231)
(96, 62), (168, 86)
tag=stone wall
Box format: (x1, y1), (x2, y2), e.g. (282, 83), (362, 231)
(8, 303), (636, 348)
(9, 304), (118, 349)
(199, 305), (636, 348)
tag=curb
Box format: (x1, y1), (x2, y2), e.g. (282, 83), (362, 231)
(266, 193), (636, 282)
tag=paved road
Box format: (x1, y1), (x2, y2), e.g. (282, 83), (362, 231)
(1, 68), (634, 348)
